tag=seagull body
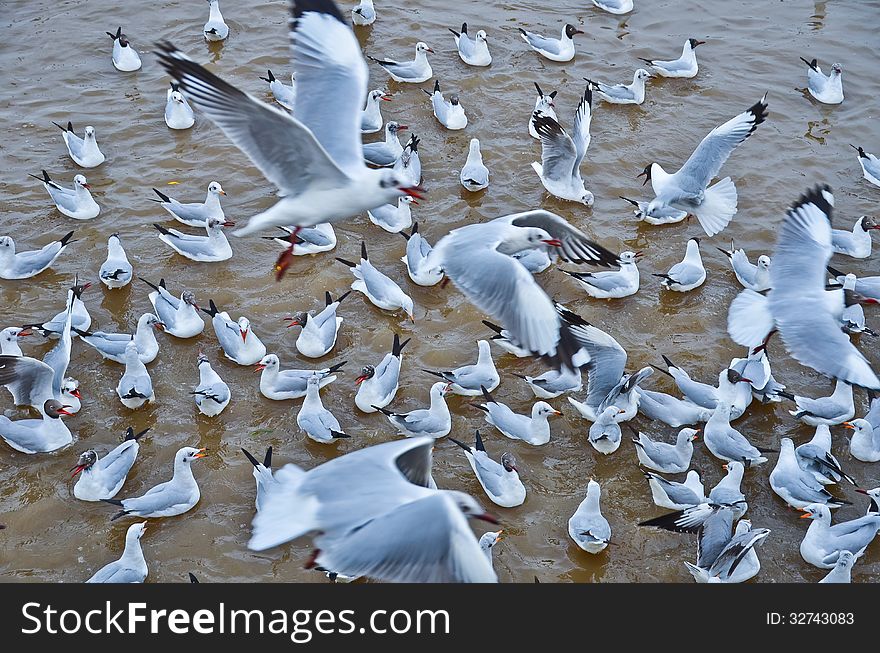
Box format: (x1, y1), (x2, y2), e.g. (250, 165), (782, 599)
(730, 348), (785, 404)
(267, 223), (336, 256)
(368, 196), (415, 233)
(585, 69), (651, 105)
(203, 0), (229, 41)
(771, 438), (850, 510)
(588, 405), (624, 454)
(451, 431), (525, 508)
(619, 195), (688, 225)
(336, 242), (414, 320)
(801, 58), (843, 104)
(154, 217), (234, 262)
(287, 291), (348, 359)
(256, 354), (344, 401)
(99, 234), (133, 288)
(449, 23), (491, 66)
(475, 385), (560, 446)
(592, 0), (633, 14)
(424, 340), (499, 396)
(0, 399), (72, 454)
(32, 170), (99, 220)
(569, 480), (610, 553)
(0, 231), (74, 280)
(297, 374), (350, 443)
(391, 134), (421, 186)
(107, 27), (141, 72)
(369, 42), (434, 83)
(529, 82), (558, 139)
(639, 38), (704, 78)
(242, 447), (276, 513)
(845, 418), (880, 463)
(116, 341), (154, 409)
(28, 283), (91, 338)
(561, 250), (641, 299)
(259, 69), (296, 111)
(77, 312), (163, 364)
(424, 80), (467, 130)
(400, 222), (443, 287)
(460, 138), (489, 191)
(151, 182), (226, 227)
(644, 469), (706, 510)
(519, 23), (583, 62)
(654, 237), (705, 291)
(531, 88), (594, 205)
(192, 353), (230, 416)
(799, 503), (880, 569)
(361, 89), (390, 133)
(831, 216), (878, 259)
(795, 424), (853, 486)
(775, 379), (854, 426)
(72, 427), (148, 501)
(351, 0), (375, 25)
(53, 121), (105, 168)
(637, 389), (712, 427)
(355, 333), (409, 413)
(852, 144), (880, 188)
(362, 121), (406, 166)
(819, 550), (856, 583)
(165, 83), (195, 130)
(716, 241), (771, 291)
(202, 300), (266, 365)
(632, 427), (698, 473)
(704, 403), (768, 465)
(685, 519), (769, 584)
(86, 523), (148, 583)
(142, 278), (204, 338)
(482, 320), (532, 359)
(512, 247), (555, 273)
(375, 381), (451, 439)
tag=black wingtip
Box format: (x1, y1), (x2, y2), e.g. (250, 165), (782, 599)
(422, 369), (446, 380)
(481, 320), (503, 334)
(125, 426), (150, 441)
(153, 223), (172, 236)
(263, 446), (273, 469)
(392, 333), (410, 357)
(139, 276), (161, 292)
(152, 187), (171, 203)
(335, 257), (356, 268)
(661, 354), (676, 369)
(449, 437), (471, 453)
(474, 429), (486, 452)
(328, 360), (347, 373)
(58, 230), (76, 247)
(480, 384), (495, 404)
(325, 291), (333, 306)
(241, 447), (261, 468)
(291, 0), (346, 25)
(189, 572), (200, 583)
(791, 184), (834, 222)
(330, 430), (350, 439)
(360, 241), (368, 260)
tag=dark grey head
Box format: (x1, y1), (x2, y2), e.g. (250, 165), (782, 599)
(449, 94), (460, 106)
(565, 24), (584, 39)
(637, 163), (652, 185)
(688, 38), (706, 48)
(356, 365), (375, 385)
(860, 215), (878, 230)
(501, 452), (518, 473)
(71, 450), (98, 476)
(182, 290), (198, 307)
(44, 399), (72, 418)
(726, 368), (749, 384)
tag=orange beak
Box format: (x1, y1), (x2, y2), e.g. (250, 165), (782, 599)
(799, 511), (812, 519)
(193, 448), (208, 459)
(842, 422), (855, 430)
(241, 328), (248, 342)
(255, 363), (266, 372)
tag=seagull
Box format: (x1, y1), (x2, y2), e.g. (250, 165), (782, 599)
(638, 38), (705, 78)
(361, 89), (391, 133)
(588, 405), (625, 454)
(473, 385), (561, 446)
(653, 237), (706, 291)
(76, 312), (164, 364)
(684, 518), (769, 584)
(482, 320), (532, 359)
(351, 0), (375, 25)
(165, 82), (195, 130)
(795, 424), (856, 486)
(391, 134), (421, 186)
(31, 170), (100, 220)
(619, 195), (688, 225)
(569, 479), (611, 553)
(826, 266), (880, 302)
(730, 347), (785, 404)
(592, 0), (633, 14)
(560, 250), (641, 299)
(256, 355), (345, 400)
(191, 352), (230, 416)
(631, 426), (699, 473)
(52, 121), (105, 168)
(368, 42), (434, 83)
(259, 69), (296, 111)
(637, 389), (711, 427)
(265, 223), (337, 256)
(0, 230), (74, 280)
(151, 182), (226, 228)
(116, 341), (154, 409)
(774, 380), (854, 426)
(354, 333), (409, 413)
(362, 121), (407, 166)
(819, 550), (856, 583)
(399, 222), (443, 286)
(71, 427), (149, 501)
(799, 503), (880, 569)
(530, 87), (594, 205)
(831, 216), (879, 259)
(242, 447), (276, 513)
(374, 381), (451, 439)
(479, 530), (504, 566)
(86, 522), (148, 583)
(248, 437), (499, 582)
(770, 438), (851, 510)
(0, 399), (73, 454)
(423, 340), (499, 396)
(859, 486), (880, 515)
(529, 82), (558, 139)
(643, 469), (707, 510)
(25, 280), (92, 338)
(368, 195), (415, 233)
(844, 418), (880, 462)
(642, 95), (769, 236)
(851, 144), (880, 188)
(203, 0), (229, 41)
(0, 327), (31, 356)
(336, 242), (414, 321)
(451, 430), (525, 508)
(513, 358), (585, 399)
(141, 278), (204, 338)
(297, 374), (351, 443)
(716, 241), (771, 291)
(424, 80), (467, 130)
(107, 26), (141, 71)
(286, 291), (349, 359)
(703, 403), (769, 465)
(460, 138), (489, 191)
(99, 234), (133, 289)
(838, 273), (878, 337)
(201, 299), (266, 365)
(104, 447), (207, 520)
(153, 1), (424, 278)
(154, 217), (234, 262)
(519, 23), (583, 62)
(651, 356), (752, 418)
(584, 69), (652, 105)
(449, 23), (491, 67)
(800, 57), (843, 104)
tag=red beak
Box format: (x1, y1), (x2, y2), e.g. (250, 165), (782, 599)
(71, 389), (82, 399)
(70, 464), (87, 478)
(542, 238), (563, 247)
(355, 375), (368, 385)
(856, 488), (869, 495)
(381, 95), (392, 101)
(397, 125), (409, 131)
(403, 186), (425, 200)
(241, 328), (248, 342)
(255, 363), (266, 372)
(222, 221), (235, 227)
(475, 513), (499, 525)
(18, 329), (32, 337)
(57, 407), (73, 416)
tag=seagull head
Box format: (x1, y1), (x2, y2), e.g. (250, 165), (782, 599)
(208, 181), (226, 196)
(637, 163), (653, 185)
(688, 38), (706, 48)
(182, 290), (199, 310)
(170, 90), (186, 104)
(355, 365), (375, 385)
(70, 450), (98, 477)
(757, 255), (771, 269)
(73, 174), (91, 190)
(415, 42), (434, 54)
(255, 353), (278, 372)
(84, 126), (96, 139)
(285, 311), (308, 328)
(831, 63), (843, 75)
(377, 169), (425, 203)
(237, 316), (251, 342)
(448, 490), (499, 524)
(501, 452), (519, 474)
(476, 30), (488, 43)
(564, 24), (584, 39)
(620, 250), (643, 264)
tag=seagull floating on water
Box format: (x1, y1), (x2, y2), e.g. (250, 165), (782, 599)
(192, 352), (230, 416)
(638, 38), (704, 78)
(584, 69), (652, 105)
(369, 42), (434, 83)
(449, 23), (491, 67)
(107, 26), (141, 72)
(519, 23), (583, 62)
(165, 83), (195, 130)
(450, 430), (525, 508)
(72, 427), (149, 501)
(203, 0), (229, 41)
(0, 230), (74, 280)
(99, 234), (133, 289)
(31, 170), (100, 220)
(151, 182), (226, 227)
(52, 121), (105, 168)
(800, 57), (843, 104)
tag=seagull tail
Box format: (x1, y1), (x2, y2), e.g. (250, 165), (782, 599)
(693, 177), (737, 237)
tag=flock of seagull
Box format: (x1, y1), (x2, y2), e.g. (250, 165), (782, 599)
(3, 0), (880, 584)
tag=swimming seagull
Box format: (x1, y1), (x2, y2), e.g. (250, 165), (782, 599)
(399, 222), (443, 287)
(362, 121), (407, 166)
(72, 427), (149, 501)
(460, 138), (489, 191)
(851, 144), (880, 188)
(259, 69), (296, 111)
(297, 374), (351, 443)
(560, 250), (642, 299)
(584, 69), (652, 105)
(391, 134), (421, 186)
(241, 447), (276, 513)
(643, 469), (707, 510)
(513, 356), (585, 399)
(153, 1), (424, 276)
(265, 223), (336, 256)
(116, 341), (154, 409)
(25, 280), (92, 338)
(530, 87), (594, 205)
(286, 291), (349, 358)
(642, 95), (769, 236)
(588, 406), (625, 454)
(479, 531), (504, 567)
(165, 83), (195, 130)
(529, 82), (558, 139)
(716, 241), (771, 291)
(99, 234), (133, 289)
(652, 358), (752, 418)
(519, 23), (583, 62)
(0, 230), (74, 280)
(151, 182), (226, 227)
(703, 403), (770, 466)
(351, 0), (375, 25)
(636, 389), (712, 426)
(773, 379), (854, 426)
(336, 242), (415, 321)
(684, 518), (769, 584)
(354, 333), (409, 413)
(0, 399), (73, 454)
(424, 80), (467, 130)
(638, 38), (705, 78)
(619, 195), (688, 225)
(641, 463), (748, 529)
(203, 0), (229, 41)
(0, 328), (31, 356)
(256, 355), (345, 401)
(31, 170), (100, 220)
(107, 27), (141, 71)
(361, 89), (391, 133)
(844, 418), (880, 463)
(154, 216), (234, 262)
(191, 352), (230, 416)
(104, 447), (207, 520)
(831, 215), (879, 259)
(770, 438), (851, 510)
(592, 0), (633, 14)
(86, 522), (148, 583)
(473, 385), (561, 446)
(653, 237), (705, 291)
(795, 424), (856, 486)
(201, 299), (266, 365)
(569, 479), (610, 553)
(799, 503), (880, 569)
(75, 312), (164, 364)
(450, 430), (525, 508)
(141, 278), (204, 338)
(368, 195), (415, 233)
(423, 340), (499, 396)
(449, 23), (491, 67)
(368, 42), (434, 83)
(374, 381), (452, 439)
(819, 550), (856, 583)
(52, 121), (105, 168)
(800, 57), (843, 104)
(631, 426), (699, 473)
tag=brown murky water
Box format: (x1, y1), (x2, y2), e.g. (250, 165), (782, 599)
(1, 0), (879, 583)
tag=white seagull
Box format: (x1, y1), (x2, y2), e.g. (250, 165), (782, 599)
(450, 430), (526, 508)
(285, 291), (349, 359)
(368, 42), (434, 83)
(86, 522), (148, 583)
(560, 250), (641, 299)
(770, 438), (850, 510)
(351, 0), (375, 26)
(297, 374), (351, 443)
(202, 299), (266, 365)
(368, 195), (415, 233)
(569, 479), (611, 553)
(519, 23), (583, 62)
(424, 80), (467, 130)
(851, 144), (880, 188)
(584, 69), (652, 105)
(474, 385), (561, 446)
(800, 57), (843, 104)
(52, 121), (105, 168)
(798, 503), (880, 569)
(638, 38), (705, 78)
(116, 341), (154, 409)
(241, 447), (276, 513)
(164, 82), (195, 130)
(0, 399), (73, 454)
(375, 381), (452, 439)
(76, 312), (164, 364)
(203, 0), (229, 41)
(107, 26), (141, 71)
(361, 88), (391, 133)
(259, 69), (296, 111)
(153, 216), (234, 263)
(529, 82), (558, 139)
(141, 277), (204, 339)
(151, 182), (226, 227)
(831, 215), (879, 259)
(399, 222), (444, 287)
(631, 426), (699, 473)
(460, 138), (489, 191)
(423, 340), (499, 396)
(72, 427), (149, 501)
(99, 234), (133, 289)
(31, 170), (100, 220)
(256, 355), (345, 401)
(354, 333), (409, 413)
(654, 237), (706, 291)
(192, 352), (230, 416)
(449, 23), (491, 66)
(336, 241), (414, 321)
(716, 241), (771, 291)
(0, 230), (74, 280)
(362, 121), (407, 166)
(844, 418), (880, 463)
(592, 0), (633, 14)
(773, 379), (854, 426)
